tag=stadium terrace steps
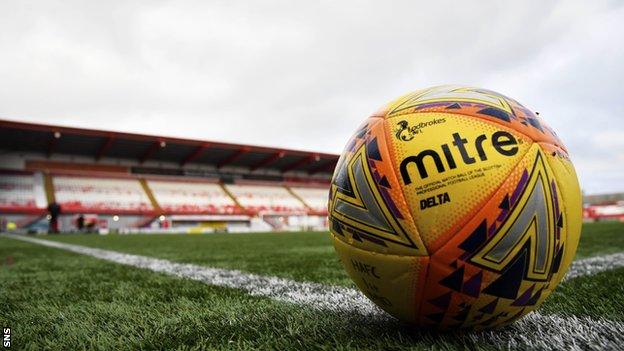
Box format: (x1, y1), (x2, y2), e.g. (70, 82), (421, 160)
(52, 175), (154, 214)
(139, 178), (162, 213)
(289, 186), (328, 215)
(284, 185), (312, 211)
(1, 167), (329, 234)
(43, 172), (56, 204)
(219, 182), (246, 214)
(0, 171), (47, 213)
(147, 180), (241, 215)
(225, 183), (309, 214)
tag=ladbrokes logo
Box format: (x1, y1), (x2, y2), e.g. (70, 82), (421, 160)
(395, 118), (446, 141)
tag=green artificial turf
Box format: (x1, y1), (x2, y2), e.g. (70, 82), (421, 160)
(41, 222), (624, 286)
(574, 221), (624, 259)
(44, 231), (351, 286)
(0, 221), (622, 350)
(0, 238), (492, 350)
(540, 267), (624, 321)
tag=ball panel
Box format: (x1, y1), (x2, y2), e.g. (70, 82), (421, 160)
(383, 112), (533, 253)
(329, 117), (426, 256)
(331, 233), (427, 322)
(417, 144), (568, 328)
(378, 85), (566, 150)
(537, 142), (583, 286)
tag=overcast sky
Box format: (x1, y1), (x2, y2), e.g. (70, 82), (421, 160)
(0, 0), (622, 194)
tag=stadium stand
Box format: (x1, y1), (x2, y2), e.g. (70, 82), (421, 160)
(0, 171), (46, 213)
(0, 119), (335, 233)
(289, 186), (328, 215)
(225, 183), (308, 214)
(147, 179), (241, 215)
(583, 192), (624, 222)
(52, 175), (153, 214)
(2, 118), (620, 233)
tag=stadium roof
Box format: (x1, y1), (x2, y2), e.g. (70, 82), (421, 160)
(0, 119), (339, 175)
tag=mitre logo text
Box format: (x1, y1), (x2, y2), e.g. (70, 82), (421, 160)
(394, 118), (446, 141)
(399, 131), (518, 183)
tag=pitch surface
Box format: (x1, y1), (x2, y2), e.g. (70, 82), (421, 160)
(1, 222), (623, 350)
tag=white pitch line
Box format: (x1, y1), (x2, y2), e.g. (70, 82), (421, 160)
(564, 252), (624, 281)
(4, 234), (624, 350)
(4, 234), (380, 317)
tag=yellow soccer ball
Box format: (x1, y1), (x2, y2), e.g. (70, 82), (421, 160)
(328, 86), (582, 329)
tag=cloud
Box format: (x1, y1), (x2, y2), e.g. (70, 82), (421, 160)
(0, 0), (622, 193)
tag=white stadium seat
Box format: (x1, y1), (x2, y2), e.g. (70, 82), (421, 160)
(148, 180), (241, 214)
(289, 187), (328, 214)
(226, 184), (307, 214)
(0, 173), (38, 210)
(53, 176), (153, 213)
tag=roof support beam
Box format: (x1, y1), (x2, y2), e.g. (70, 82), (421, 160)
(281, 154), (320, 173)
(217, 147), (250, 169)
(250, 151), (285, 171)
(46, 132), (61, 158)
(139, 140), (164, 164)
(308, 159), (338, 175)
(95, 136), (115, 161)
(180, 143), (210, 166)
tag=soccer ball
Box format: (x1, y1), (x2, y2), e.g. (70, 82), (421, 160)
(328, 86), (581, 329)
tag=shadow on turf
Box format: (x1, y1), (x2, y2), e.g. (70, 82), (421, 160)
(316, 308), (503, 350)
